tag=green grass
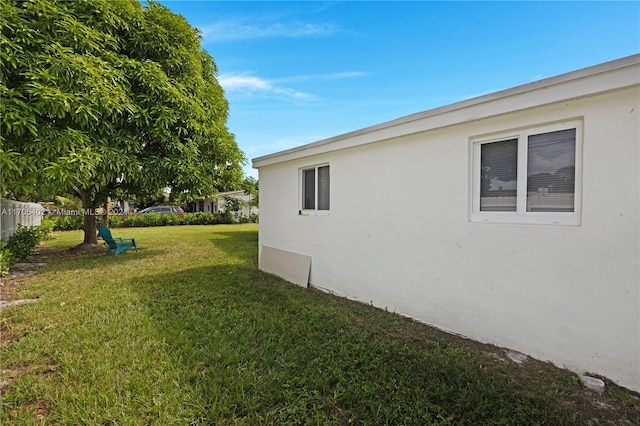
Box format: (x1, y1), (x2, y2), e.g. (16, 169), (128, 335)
(1, 224), (639, 425)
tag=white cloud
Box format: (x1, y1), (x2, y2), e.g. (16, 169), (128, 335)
(218, 70), (369, 101)
(218, 73), (315, 100)
(218, 75), (269, 91)
(198, 20), (338, 42)
(276, 71), (369, 83)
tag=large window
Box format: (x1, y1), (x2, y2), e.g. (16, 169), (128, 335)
(301, 164), (330, 212)
(471, 121), (581, 225)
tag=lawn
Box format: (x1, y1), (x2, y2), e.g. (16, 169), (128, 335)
(1, 224), (638, 425)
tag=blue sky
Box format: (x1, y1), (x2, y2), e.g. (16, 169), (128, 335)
(158, 1), (639, 178)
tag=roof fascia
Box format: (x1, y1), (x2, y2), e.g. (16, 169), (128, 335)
(253, 54), (640, 169)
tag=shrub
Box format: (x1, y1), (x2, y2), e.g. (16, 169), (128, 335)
(204, 213), (220, 225)
(219, 210), (233, 224)
(159, 213), (180, 226)
(120, 213), (168, 228)
(141, 213), (162, 227)
(119, 215), (136, 228)
(108, 214), (121, 228)
(4, 221), (53, 265)
(51, 210), (245, 229)
(223, 196), (243, 214)
(0, 241), (11, 276)
(38, 217), (55, 239)
(183, 212), (218, 225)
(238, 213), (259, 223)
(182, 212), (199, 225)
(51, 214), (84, 231)
(7, 225), (41, 262)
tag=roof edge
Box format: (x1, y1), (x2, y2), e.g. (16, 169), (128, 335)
(253, 54), (640, 168)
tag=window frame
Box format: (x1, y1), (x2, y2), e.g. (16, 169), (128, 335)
(299, 163), (330, 215)
(470, 120), (582, 225)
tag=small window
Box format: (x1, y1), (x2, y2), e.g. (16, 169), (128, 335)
(303, 169), (316, 209)
(526, 129), (576, 213)
(480, 138), (518, 212)
(301, 164), (330, 212)
(471, 121), (581, 225)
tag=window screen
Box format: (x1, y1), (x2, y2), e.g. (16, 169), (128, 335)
(303, 169), (315, 210)
(480, 139), (518, 212)
(527, 129), (576, 212)
(317, 166), (330, 210)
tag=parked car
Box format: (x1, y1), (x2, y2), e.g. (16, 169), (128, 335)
(136, 205), (185, 218)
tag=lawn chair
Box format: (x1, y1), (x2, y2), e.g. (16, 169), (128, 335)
(98, 225), (138, 256)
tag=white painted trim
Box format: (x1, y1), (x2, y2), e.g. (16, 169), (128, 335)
(298, 163), (331, 214)
(470, 119), (582, 225)
(253, 55), (639, 169)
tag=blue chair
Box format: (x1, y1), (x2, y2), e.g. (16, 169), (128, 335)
(98, 225), (138, 256)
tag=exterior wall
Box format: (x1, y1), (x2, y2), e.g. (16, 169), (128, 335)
(257, 86), (640, 391)
(188, 197), (218, 214)
(188, 192), (258, 217)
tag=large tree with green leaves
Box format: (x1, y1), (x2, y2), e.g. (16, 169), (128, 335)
(0, 0), (244, 246)
(241, 176), (259, 214)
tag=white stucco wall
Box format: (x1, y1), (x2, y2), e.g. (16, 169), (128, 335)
(255, 63), (640, 391)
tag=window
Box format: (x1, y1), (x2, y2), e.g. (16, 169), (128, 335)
(301, 164), (330, 212)
(471, 121), (581, 225)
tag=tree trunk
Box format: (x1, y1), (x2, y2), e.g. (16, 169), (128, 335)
(73, 190), (98, 249)
(103, 200), (110, 228)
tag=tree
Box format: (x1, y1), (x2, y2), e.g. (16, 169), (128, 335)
(241, 176), (259, 214)
(0, 0), (245, 247)
(222, 196), (243, 216)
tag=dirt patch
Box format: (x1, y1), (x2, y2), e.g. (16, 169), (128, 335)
(0, 244), (105, 299)
(0, 298), (38, 311)
(0, 243), (107, 318)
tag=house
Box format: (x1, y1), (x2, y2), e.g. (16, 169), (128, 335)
(186, 191), (257, 218)
(186, 196), (218, 214)
(252, 55), (640, 392)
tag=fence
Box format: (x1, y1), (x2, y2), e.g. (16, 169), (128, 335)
(0, 199), (44, 241)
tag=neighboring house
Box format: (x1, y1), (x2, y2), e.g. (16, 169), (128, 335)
(187, 197), (219, 214)
(253, 55), (640, 392)
(187, 191), (257, 217)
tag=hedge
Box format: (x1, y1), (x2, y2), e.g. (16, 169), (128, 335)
(48, 211), (253, 231)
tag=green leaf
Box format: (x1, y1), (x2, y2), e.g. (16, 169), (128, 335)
(0, 0), (244, 239)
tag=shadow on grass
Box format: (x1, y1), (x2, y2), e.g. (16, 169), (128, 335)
(17, 226), (635, 424)
(122, 230), (615, 425)
(35, 226), (255, 276)
(40, 227), (185, 267)
(205, 229), (259, 266)
(35, 246), (167, 275)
